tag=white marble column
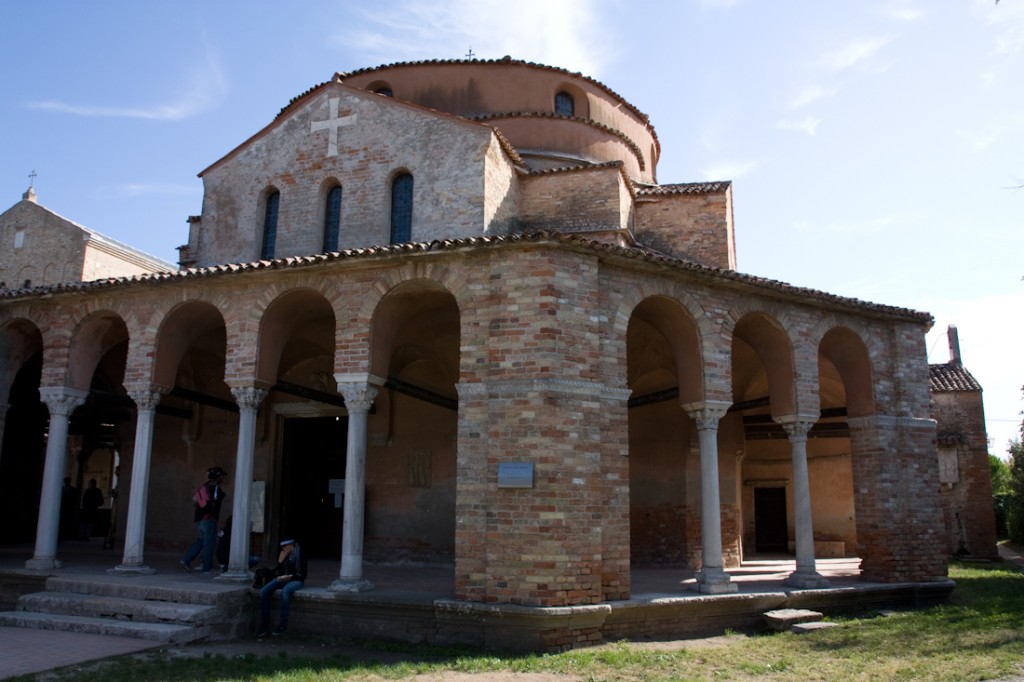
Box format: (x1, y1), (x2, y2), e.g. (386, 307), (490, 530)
(111, 386), (163, 575)
(218, 386), (267, 583)
(26, 387), (88, 571)
(0, 402), (10, 470)
(683, 400), (737, 594)
(775, 415), (830, 588)
(329, 378), (381, 592)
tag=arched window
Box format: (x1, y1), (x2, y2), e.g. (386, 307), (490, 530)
(323, 185), (342, 252)
(555, 91), (575, 117)
(260, 190), (280, 260)
(374, 86), (394, 97)
(390, 173), (414, 244)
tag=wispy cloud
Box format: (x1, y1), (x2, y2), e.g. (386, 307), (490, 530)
(336, 0), (612, 78)
(955, 113), (1024, 152)
(98, 184), (201, 200)
(819, 36), (893, 71)
(794, 212), (913, 236)
(27, 39), (226, 121)
(777, 116), (822, 136)
(788, 86), (837, 110)
(700, 160), (759, 181)
(881, 7), (925, 22)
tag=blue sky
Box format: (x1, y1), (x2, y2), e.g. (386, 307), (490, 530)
(1, 1), (1022, 453)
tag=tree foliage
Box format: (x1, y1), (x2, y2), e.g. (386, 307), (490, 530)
(1002, 386), (1024, 543)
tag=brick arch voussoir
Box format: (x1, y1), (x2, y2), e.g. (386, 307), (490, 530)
(358, 261), (469, 323)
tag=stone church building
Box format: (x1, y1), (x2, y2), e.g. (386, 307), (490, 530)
(0, 58), (953, 607)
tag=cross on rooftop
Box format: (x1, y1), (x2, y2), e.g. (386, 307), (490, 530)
(28, 170), (37, 188)
(310, 98), (357, 157)
(466, 47), (475, 59)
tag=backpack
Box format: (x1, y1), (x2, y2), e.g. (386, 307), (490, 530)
(193, 483), (211, 510)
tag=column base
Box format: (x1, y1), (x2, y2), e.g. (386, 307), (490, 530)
(692, 569), (738, 594)
(108, 564), (156, 576)
(214, 569), (253, 584)
(25, 557), (62, 572)
(328, 577), (375, 593)
(785, 571), (831, 589)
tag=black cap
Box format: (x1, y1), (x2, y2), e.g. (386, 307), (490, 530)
(207, 466), (227, 480)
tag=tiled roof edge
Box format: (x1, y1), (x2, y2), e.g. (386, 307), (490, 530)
(475, 112), (645, 171)
(0, 231), (932, 322)
(334, 57), (660, 150)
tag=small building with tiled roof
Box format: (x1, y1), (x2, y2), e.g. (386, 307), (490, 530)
(0, 58), (953, 650)
(0, 186), (174, 291)
(929, 325), (998, 558)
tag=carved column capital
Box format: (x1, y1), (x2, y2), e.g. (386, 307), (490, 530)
(230, 386), (268, 411)
(774, 415), (817, 442)
(126, 386), (164, 412)
(38, 387), (89, 417)
(338, 383), (379, 414)
(681, 400), (731, 430)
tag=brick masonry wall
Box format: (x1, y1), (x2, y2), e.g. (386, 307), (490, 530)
(194, 86), (498, 266)
(932, 390), (998, 558)
(519, 166), (630, 234)
(1, 237), (946, 604)
(634, 188), (734, 270)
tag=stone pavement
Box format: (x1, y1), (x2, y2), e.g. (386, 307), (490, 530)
(0, 625), (160, 680)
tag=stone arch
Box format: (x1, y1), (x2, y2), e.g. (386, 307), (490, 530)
(65, 309), (130, 392)
(152, 300), (228, 390)
(256, 287), (336, 386)
(818, 325), (875, 419)
(612, 279), (724, 399)
(626, 295), (703, 404)
(368, 278), (460, 384)
(0, 317), (44, 404)
(729, 310), (796, 418)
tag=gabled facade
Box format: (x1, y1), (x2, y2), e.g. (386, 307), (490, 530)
(0, 187), (173, 289)
(0, 59), (947, 615)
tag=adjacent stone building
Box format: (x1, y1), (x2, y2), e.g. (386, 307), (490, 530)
(930, 325), (998, 558)
(0, 185), (173, 290)
(0, 58), (950, 608)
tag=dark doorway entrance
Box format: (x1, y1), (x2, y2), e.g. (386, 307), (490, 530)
(280, 416), (347, 559)
(0, 352), (46, 544)
(754, 486), (789, 554)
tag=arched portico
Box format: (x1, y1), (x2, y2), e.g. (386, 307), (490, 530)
(28, 310), (130, 570)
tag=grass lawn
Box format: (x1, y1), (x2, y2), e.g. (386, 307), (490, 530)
(21, 559), (1024, 682)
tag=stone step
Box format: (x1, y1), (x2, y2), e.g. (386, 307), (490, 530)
(763, 608), (825, 632)
(17, 591), (221, 626)
(0, 610), (207, 643)
(45, 574), (248, 606)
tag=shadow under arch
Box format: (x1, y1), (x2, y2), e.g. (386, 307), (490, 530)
(0, 319), (45, 543)
(626, 295), (703, 568)
(364, 279), (460, 564)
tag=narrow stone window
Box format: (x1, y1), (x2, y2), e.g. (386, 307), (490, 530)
(260, 190), (280, 260)
(14, 228), (25, 249)
(323, 185), (342, 252)
(390, 173), (413, 244)
(555, 91), (575, 116)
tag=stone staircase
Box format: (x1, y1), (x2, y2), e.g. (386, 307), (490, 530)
(0, 573), (251, 643)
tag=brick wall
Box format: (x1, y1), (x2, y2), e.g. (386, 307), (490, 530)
(634, 187), (734, 270)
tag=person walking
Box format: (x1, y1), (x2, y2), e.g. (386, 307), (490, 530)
(79, 478), (104, 540)
(257, 538), (307, 637)
(180, 466), (227, 573)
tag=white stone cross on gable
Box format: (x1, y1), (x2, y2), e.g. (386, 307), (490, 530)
(310, 97), (357, 157)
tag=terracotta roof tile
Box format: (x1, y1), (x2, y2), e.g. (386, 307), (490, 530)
(474, 112), (645, 171)
(636, 181), (732, 195)
(335, 57), (660, 151)
(929, 362), (983, 392)
(0, 231), (932, 323)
